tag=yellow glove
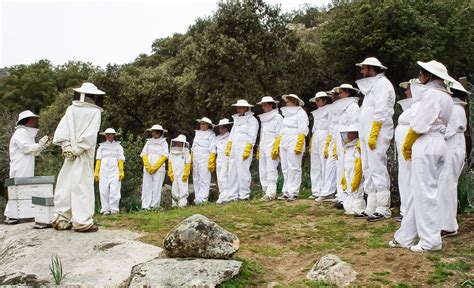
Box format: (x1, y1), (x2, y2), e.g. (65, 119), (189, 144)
(271, 135), (282, 160)
(225, 141), (232, 157)
(118, 160), (125, 181)
(182, 162), (191, 182)
(324, 135), (332, 159)
(208, 152), (216, 172)
(356, 139), (361, 153)
(243, 143), (253, 160)
(151, 155), (167, 174)
(294, 134), (305, 155)
(340, 175), (348, 191)
(167, 159), (174, 182)
(368, 121), (382, 150)
(94, 159), (101, 182)
(351, 157), (362, 192)
(402, 128), (420, 161)
(332, 142), (338, 160)
(308, 135), (314, 154)
(256, 144), (260, 160)
(142, 155), (152, 174)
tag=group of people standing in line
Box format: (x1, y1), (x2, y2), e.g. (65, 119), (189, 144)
(5, 57), (469, 253)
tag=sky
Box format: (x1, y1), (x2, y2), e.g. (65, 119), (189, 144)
(0, 0), (331, 68)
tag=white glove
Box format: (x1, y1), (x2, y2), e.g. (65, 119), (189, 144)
(62, 145), (76, 161)
(39, 136), (50, 150)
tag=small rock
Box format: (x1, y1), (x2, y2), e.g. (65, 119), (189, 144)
(163, 214), (239, 259)
(306, 254), (357, 286)
(267, 281), (283, 287)
(128, 258), (242, 287)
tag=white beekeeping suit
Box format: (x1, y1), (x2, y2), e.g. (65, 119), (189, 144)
(319, 100), (338, 201)
(52, 83), (104, 232)
(394, 79), (420, 221)
(355, 58), (395, 220)
(309, 93), (330, 199)
(333, 84), (360, 205)
(95, 128), (125, 215)
(168, 135), (192, 207)
(213, 119), (232, 203)
(5, 110), (49, 220)
(438, 80), (468, 236)
(226, 100), (259, 201)
(192, 117), (216, 204)
(273, 94), (309, 201)
(257, 96), (283, 201)
(141, 125), (169, 209)
(392, 60), (454, 252)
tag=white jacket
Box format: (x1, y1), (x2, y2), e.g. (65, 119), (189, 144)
(213, 132), (230, 160)
(279, 106), (309, 136)
(229, 111), (259, 151)
(258, 109), (283, 157)
(140, 137), (169, 172)
(9, 125), (43, 178)
(96, 141), (125, 175)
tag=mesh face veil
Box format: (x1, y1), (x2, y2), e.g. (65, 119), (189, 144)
(170, 139), (190, 154)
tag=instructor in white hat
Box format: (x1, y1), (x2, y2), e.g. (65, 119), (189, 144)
(355, 57), (395, 221)
(225, 99), (259, 201)
(52, 82), (104, 232)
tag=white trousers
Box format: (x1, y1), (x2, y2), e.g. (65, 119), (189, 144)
(193, 152), (211, 204)
(335, 134), (346, 202)
(310, 130), (328, 197)
(361, 124), (392, 217)
(53, 155), (95, 231)
(395, 125), (410, 217)
(227, 147), (252, 200)
(438, 138), (465, 232)
(216, 156), (229, 201)
(99, 172), (121, 213)
(280, 135), (303, 198)
(343, 193), (366, 215)
(321, 139), (337, 197)
(141, 170), (165, 209)
(394, 135), (445, 250)
(259, 153), (279, 198)
(172, 177), (189, 207)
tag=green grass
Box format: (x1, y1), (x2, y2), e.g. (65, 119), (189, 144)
(220, 257), (263, 287)
(427, 260), (471, 285)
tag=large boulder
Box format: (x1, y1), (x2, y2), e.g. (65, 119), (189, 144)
(306, 254), (357, 286)
(128, 258), (242, 287)
(163, 214), (239, 259)
(0, 223), (163, 286)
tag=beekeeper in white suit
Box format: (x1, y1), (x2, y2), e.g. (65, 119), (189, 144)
(94, 128), (125, 215)
(225, 99), (259, 201)
(438, 79), (468, 238)
(52, 82), (104, 232)
(394, 79), (420, 222)
(214, 118), (232, 204)
(5, 110), (50, 221)
(355, 57), (395, 222)
(272, 94), (309, 201)
(332, 84), (360, 209)
(390, 60), (454, 252)
(257, 96), (283, 202)
(192, 117), (216, 204)
(309, 92), (331, 200)
(168, 134), (191, 207)
(141, 124), (168, 209)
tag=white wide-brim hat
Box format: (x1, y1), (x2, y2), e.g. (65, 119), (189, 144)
(356, 57), (387, 70)
(196, 117), (214, 126)
(257, 96), (279, 105)
(172, 134), (187, 143)
(215, 118), (233, 127)
(340, 123), (359, 133)
(334, 84), (360, 94)
(450, 79), (471, 95)
(17, 110), (39, 125)
(309, 91), (330, 102)
(326, 87), (337, 94)
(147, 124), (168, 132)
(231, 99), (254, 107)
(399, 78), (420, 89)
(417, 60), (456, 83)
(73, 82), (105, 95)
(282, 94), (304, 106)
(100, 128), (120, 135)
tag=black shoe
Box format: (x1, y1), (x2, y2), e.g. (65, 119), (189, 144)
(395, 215), (403, 222)
(441, 230), (458, 238)
(334, 202), (344, 209)
(287, 196), (298, 202)
(354, 212), (368, 219)
(277, 195), (288, 201)
(367, 213), (386, 222)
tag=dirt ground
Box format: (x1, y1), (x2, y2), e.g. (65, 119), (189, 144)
(97, 198), (474, 287)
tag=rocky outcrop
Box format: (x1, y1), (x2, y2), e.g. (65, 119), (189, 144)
(306, 254), (357, 286)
